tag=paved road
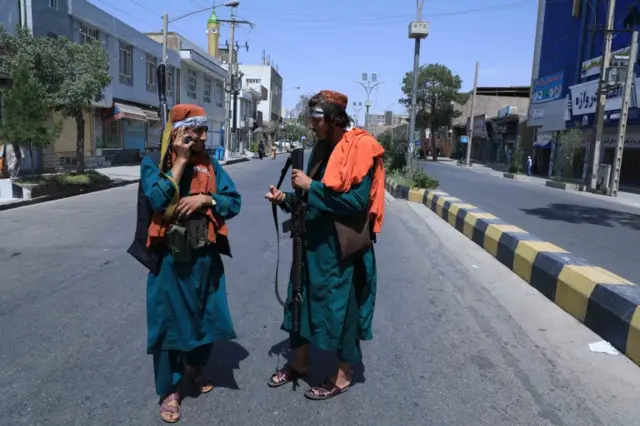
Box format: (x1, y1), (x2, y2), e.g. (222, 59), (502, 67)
(421, 161), (640, 283)
(2, 156), (640, 425)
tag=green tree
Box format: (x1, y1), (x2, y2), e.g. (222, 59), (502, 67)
(47, 36), (111, 172)
(0, 25), (111, 173)
(399, 64), (469, 160)
(555, 127), (583, 180)
(0, 63), (62, 174)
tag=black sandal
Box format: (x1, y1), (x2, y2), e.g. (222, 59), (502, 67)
(304, 378), (350, 401)
(267, 366), (307, 388)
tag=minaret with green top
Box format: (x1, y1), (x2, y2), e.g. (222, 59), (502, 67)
(207, 9), (220, 59)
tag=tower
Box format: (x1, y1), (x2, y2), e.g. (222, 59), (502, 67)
(207, 10), (220, 59)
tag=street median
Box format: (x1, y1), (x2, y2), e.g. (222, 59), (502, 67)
(385, 175), (640, 368)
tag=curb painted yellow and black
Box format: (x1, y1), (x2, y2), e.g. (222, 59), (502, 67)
(386, 176), (640, 367)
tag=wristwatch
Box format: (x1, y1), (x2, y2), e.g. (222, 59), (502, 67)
(211, 196), (217, 206)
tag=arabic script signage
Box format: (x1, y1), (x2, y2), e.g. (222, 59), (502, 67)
(569, 80), (624, 115)
(531, 72), (563, 104)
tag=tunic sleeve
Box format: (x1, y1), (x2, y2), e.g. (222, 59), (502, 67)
(278, 192), (294, 214)
(140, 155), (178, 212)
(210, 158), (242, 220)
(307, 169), (372, 216)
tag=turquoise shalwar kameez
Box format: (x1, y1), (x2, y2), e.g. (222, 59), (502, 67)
(140, 155), (242, 397)
(280, 144), (377, 364)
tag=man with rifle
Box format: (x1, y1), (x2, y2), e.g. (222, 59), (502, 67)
(265, 90), (386, 401)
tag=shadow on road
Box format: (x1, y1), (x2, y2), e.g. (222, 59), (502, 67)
(521, 203), (640, 230)
(207, 341), (250, 390)
(267, 338), (366, 389)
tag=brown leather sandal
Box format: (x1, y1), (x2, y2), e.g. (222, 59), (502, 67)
(304, 378), (350, 401)
(159, 392), (181, 423)
(267, 366), (307, 388)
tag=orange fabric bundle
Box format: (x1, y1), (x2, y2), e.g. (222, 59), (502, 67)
(322, 128), (386, 233)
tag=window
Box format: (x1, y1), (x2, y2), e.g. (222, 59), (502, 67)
(167, 67), (174, 98)
(80, 23), (99, 44)
(146, 53), (157, 92)
(48, 0), (58, 10)
(119, 42), (132, 85)
(246, 78), (261, 84)
(203, 76), (212, 104)
(214, 81), (224, 107)
(46, 32), (58, 39)
(187, 69), (197, 99)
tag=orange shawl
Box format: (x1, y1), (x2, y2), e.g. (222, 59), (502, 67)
(322, 128), (386, 233)
(146, 152), (228, 248)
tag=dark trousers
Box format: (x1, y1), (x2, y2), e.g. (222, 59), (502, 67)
(153, 343), (212, 397)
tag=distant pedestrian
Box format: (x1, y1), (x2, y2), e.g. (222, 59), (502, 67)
(0, 142), (22, 178)
(138, 103), (242, 423)
(271, 142), (277, 159)
(526, 155), (532, 176)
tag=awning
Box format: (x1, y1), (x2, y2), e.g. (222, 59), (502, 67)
(144, 109), (161, 122)
(113, 102), (148, 121)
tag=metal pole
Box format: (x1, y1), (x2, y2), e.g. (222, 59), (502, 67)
(224, 8), (236, 162)
(365, 101), (370, 132)
(609, 30), (638, 196)
(589, 0), (616, 190)
(407, 38), (421, 168)
(466, 61), (479, 166)
(161, 13), (168, 93)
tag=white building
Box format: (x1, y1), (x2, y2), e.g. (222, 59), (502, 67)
(146, 32), (227, 149)
(238, 64), (283, 124)
(233, 88), (261, 152)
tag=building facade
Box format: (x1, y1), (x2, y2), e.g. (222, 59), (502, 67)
(530, 0), (640, 184)
(146, 32), (228, 150)
(238, 64), (283, 124)
(233, 88), (261, 152)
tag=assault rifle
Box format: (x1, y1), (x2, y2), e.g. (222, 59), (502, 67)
(272, 147), (305, 334)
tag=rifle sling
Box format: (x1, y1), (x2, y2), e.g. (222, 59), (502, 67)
(272, 157), (292, 307)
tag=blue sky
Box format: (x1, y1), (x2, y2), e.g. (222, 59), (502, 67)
(89, 0), (538, 123)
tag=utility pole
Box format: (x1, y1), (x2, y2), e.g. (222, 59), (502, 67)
(407, 0), (429, 167)
(223, 7), (237, 162)
(589, 0), (616, 190)
(609, 30), (638, 196)
(465, 61), (479, 167)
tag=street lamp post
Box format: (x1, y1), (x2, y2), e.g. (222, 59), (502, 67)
(407, 0), (429, 168)
(354, 73), (384, 133)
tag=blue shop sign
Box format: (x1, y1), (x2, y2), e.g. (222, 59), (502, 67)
(460, 135), (469, 144)
(531, 72), (564, 104)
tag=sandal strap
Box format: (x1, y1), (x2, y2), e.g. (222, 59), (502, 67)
(162, 393), (180, 404)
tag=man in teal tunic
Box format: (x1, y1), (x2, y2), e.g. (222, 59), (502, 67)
(265, 90), (385, 401)
(140, 104), (241, 422)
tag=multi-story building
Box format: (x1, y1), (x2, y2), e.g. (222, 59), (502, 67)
(230, 88), (261, 152)
(146, 32), (228, 150)
(529, 0), (640, 184)
(239, 64), (283, 124)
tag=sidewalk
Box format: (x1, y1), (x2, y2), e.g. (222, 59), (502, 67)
(0, 151), (264, 210)
(434, 158), (640, 208)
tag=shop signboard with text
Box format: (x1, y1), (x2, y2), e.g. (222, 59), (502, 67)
(569, 80), (626, 115)
(580, 45), (633, 79)
(531, 72), (563, 104)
